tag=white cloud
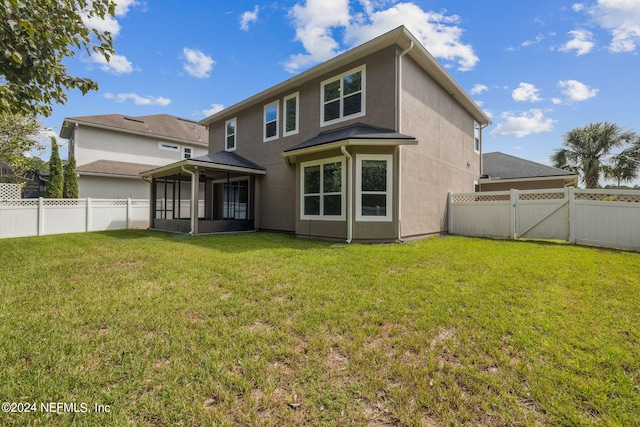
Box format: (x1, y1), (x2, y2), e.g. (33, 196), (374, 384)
(104, 92), (171, 106)
(591, 0), (640, 52)
(490, 109), (556, 138)
(551, 97), (563, 105)
(182, 48), (215, 78)
(81, 0), (140, 36)
(512, 83), (542, 102)
(240, 5), (260, 31)
(560, 29), (595, 55)
(88, 52), (134, 74)
(344, 3), (478, 71)
(284, 0), (351, 73)
(114, 0), (139, 17)
(284, 1), (478, 73)
(471, 84), (488, 95)
(557, 79), (598, 101)
(201, 104), (225, 117)
(572, 3), (585, 12)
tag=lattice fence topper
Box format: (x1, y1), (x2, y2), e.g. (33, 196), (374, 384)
(519, 191), (566, 201)
(450, 193), (511, 203)
(0, 199), (38, 207)
(92, 199), (128, 207)
(42, 199), (87, 207)
(575, 192), (640, 203)
(0, 183), (21, 200)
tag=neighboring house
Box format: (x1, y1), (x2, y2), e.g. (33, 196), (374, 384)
(59, 114), (209, 198)
(479, 152), (578, 192)
(141, 26), (492, 242)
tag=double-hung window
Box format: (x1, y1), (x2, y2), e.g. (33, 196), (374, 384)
(474, 121), (480, 153)
(264, 102), (279, 142)
(321, 65), (365, 126)
(183, 147), (192, 159)
(301, 157), (345, 220)
(356, 154), (392, 222)
(283, 92), (299, 137)
(225, 118), (237, 151)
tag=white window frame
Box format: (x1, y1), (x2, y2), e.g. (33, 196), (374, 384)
(474, 121), (481, 153)
(225, 118), (237, 152)
(356, 154), (393, 222)
(300, 156), (346, 221)
(283, 92), (299, 137)
(320, 65), (366, 127)
(182, 146), (192, 159)
(263, 101), (279, 142)
(159, 142), (179, 152)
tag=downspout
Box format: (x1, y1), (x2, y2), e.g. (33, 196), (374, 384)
(181, 166), (198, 235)
(341, 145), (353, 244)
(397, 40), (414, 243)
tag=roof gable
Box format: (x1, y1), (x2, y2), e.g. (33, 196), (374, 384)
(200, 26), (490, 127)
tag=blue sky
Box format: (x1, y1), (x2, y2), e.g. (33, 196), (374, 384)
(39, 0), (640, 183)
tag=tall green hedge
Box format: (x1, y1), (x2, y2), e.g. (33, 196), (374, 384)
(45, 136), (63, 198)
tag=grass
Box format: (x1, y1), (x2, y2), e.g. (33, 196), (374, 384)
(0, 230), (638, 426)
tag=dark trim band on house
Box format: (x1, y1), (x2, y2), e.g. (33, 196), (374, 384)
(140, 151), (266, 235)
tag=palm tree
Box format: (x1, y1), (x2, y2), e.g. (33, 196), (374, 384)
(551, 122), (637, 188)
(601, 151), (639, 189)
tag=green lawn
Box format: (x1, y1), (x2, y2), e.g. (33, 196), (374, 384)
(0, 231), (638, 426)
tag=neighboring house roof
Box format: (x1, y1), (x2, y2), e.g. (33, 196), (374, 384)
(76, 160), (158, 178)
(284, 124), (416, 153)
(482, 152), (577, 180)
(200, 25), (491, 127)
(140, 151), (266, 178)
(60, 114), (208, 146)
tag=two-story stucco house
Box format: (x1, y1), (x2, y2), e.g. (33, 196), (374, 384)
(59, 114), (208, 198)
(141, 26), (492, 242)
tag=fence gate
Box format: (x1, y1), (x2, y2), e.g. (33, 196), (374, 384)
(514, 190), (568, 240)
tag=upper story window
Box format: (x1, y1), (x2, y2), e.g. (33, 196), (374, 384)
(300, 156), (345, 220)
(283, 92), (299, 137)
(356, 154), (392, 222)
(183, 147), (192, 159)
(321, 65), (366, 126)
(225, 118), (237, 152)
(474, 121), (480, 153)
(264, 101), (279, 142)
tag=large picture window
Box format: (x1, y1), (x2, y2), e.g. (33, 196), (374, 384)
(301, 157), (345, 220)
(225, 118), (237, 151)
(356, 154), (392, 222)
(321, 65), (365, 126)
(264, 102), (279, 142)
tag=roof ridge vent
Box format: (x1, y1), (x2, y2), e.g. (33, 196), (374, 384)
(124, 116), (145, 123)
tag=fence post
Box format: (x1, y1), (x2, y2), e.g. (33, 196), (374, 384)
(86, 198), (92, 232)
(447, 192), (453, 234)
(38, 197), (44, 236)
(510, 189), (518, 239)
(568, 187), (576, 244)
(127, 198), (132, 229)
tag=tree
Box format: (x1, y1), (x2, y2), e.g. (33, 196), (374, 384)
(63, 154), (79, 198)
(45, 137), (63, 198)
(0, 111), (42, 180)
(1, 0), (116, 117)
(551, 122), (638, 189)
(601, 150), (639, 189)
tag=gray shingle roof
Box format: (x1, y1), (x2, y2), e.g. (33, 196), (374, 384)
(284, 124), (415, 153)
(190, 151), (266, 171)
(61, 114), (208, 145)
(76, 160), (159, 177)
(483, 152), (576, 180)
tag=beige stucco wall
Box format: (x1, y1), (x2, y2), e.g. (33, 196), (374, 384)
(73, 126), (208, 166)
(78, 175), (150, 199)
(208, 47), (398, 235)
(399, 56), (481, 239)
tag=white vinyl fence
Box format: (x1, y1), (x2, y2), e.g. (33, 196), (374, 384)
(0, 198), (150, 239)
(448, 188), (640, 251)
